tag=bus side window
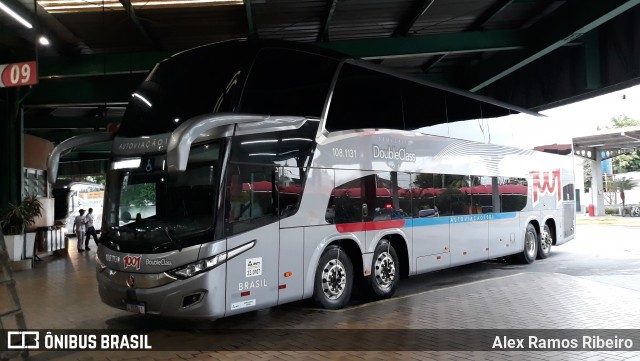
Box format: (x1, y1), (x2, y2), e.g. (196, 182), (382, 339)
(225, 165), (278, 236)
(279, 167), (303, 219)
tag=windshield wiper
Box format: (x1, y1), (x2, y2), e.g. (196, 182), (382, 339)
(164, 226), (182, 251)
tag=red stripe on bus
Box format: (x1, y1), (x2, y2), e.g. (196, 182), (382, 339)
(336, 220), (406, 233)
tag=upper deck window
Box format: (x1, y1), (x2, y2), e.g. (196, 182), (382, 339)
(119, 41), (249, 137)
(326, 63), (515, 132)
(239, 47), (339, 118)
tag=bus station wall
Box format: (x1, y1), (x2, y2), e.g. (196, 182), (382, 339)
(24, 134), (54, 170)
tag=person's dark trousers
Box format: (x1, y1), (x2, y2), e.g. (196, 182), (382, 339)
(85, 226), (99, 248)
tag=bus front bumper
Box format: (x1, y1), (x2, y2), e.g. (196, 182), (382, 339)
(96, 264), (227, 320)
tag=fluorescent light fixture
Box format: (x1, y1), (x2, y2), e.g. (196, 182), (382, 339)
(0, 1), (33, 28)
(249, 153), (276, 156)
(112, 158), (141, 170)
(132, 93), (152, 107)
(241, 139), (277, 145)
(282, 138), (312, 142)
(38, 36), (50, 46)
(41, 0), (242, 13)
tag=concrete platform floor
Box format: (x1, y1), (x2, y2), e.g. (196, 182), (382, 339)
(4, 233), (640, 361)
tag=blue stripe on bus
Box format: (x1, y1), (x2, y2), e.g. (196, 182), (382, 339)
(406, 212), (517, 228)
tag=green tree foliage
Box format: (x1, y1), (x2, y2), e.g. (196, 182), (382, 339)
(607, 116), (640, 173)
(121, 183), (156, 207)
(613, 176), (638, 210)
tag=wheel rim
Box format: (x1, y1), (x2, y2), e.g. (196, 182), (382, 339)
(540, 228), (552, 255)
(374, 251), (396, 289)
(525, 230), (537, 258)
(321, 259), (347, 300)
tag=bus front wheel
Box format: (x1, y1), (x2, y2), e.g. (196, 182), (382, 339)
(313, 245), (353, 309)
(365, 239), (399, 300)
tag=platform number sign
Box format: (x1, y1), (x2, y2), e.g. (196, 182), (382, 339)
(0, 61), (38, 88)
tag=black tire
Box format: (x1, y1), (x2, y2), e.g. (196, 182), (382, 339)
(313, 245), (353, 309)
(364, 239), (400, 300)
(537, 223), (553, 259)
(514, 223), (538, 264)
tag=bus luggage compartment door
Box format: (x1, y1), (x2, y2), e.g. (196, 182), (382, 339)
(224, 222), (280, 316)
(278, 228), (304, 305)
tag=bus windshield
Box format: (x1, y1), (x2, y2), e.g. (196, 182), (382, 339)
(102, 142), (222, 253)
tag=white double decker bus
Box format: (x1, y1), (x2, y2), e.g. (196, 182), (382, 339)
(48, 39), (575, 318)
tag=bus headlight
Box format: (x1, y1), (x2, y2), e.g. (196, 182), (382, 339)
(166, 252), (227, 280)
(165, 240), (256, 280)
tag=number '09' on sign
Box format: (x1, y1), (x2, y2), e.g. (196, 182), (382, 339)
(0, 61), (38, 88)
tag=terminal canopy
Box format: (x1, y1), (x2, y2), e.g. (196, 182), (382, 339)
(573, 126), (640, 160)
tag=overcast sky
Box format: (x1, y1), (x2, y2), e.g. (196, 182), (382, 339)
(421, 84), (640, 149)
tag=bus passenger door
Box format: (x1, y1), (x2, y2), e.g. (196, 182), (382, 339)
(223, 166), (280, 316)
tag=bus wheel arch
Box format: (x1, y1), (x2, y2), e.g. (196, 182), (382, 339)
(312, 240), (360, 309)
(386, 234), (409, 279)
(537, 219), (556, 259)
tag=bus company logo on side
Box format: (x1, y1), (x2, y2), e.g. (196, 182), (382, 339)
(123, 255), (142, 270)
(372, 144), (416, 162)
(116, 135), (169, 153)
(530, 169), (561, 206)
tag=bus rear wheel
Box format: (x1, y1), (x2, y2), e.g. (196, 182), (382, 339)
(313, 245), (353, 309)
(364, 239), (399, 300)
(537, 223), (553, 259)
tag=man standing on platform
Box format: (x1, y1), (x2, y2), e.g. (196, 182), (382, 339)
(84, 208), (99, 251)
(73, 209), (86, 253)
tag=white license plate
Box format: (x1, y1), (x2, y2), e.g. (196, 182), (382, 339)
(126, 302), (146, 314)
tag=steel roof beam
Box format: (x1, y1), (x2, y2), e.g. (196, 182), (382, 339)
(420, 53), (447, 72)
(119, 0), (161, 49)
(24, 73), (146, 106)
(24, 116), (120, 129)
(318, 0), (339, 41)
(317, 30), (523, 59)
(393, 0), (435, 37)
(467, 0), (640, 92)
(38, 30), (522, 79)
(39, 51), (171, 78)
(245, 0), (256, 38)
(465, 0), (513, 31)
